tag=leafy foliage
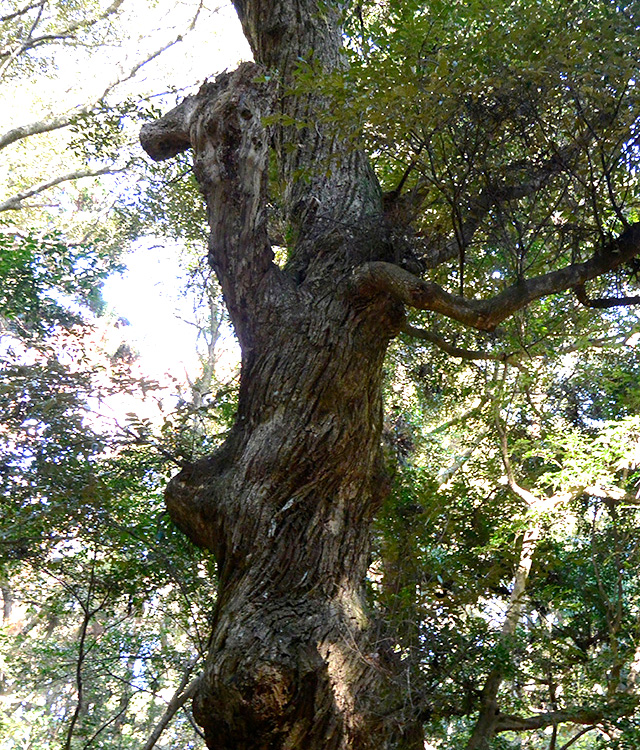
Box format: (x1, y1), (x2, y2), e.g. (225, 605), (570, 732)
(0, 228), (117, 336)
(375, 326), (640, 747)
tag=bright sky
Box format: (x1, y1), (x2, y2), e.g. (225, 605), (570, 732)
(99, 1), (249, 384)
(101, 240), (202, 379)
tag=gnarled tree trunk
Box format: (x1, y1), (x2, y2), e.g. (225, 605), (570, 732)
(142, 4), (406, 748)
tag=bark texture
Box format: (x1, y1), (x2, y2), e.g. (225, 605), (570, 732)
(141, 5), (403, 746)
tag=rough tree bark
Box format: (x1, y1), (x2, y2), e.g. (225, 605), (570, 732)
(142, 5), (404, 745)
(140, 2), (640, 748)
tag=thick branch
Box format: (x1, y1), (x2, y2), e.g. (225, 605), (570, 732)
(0, 111), (84, 152)
(585, 485), (639, 504)
(354, 223), (640, 331)
(141, 64), (287, 351)
(494, 703), (632, 733)
(139, 95), (198, 161)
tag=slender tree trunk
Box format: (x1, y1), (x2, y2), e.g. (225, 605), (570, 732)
(1, 583), (12, 623)
(465, 415), (581, 750)
(465, 525), (541, 750)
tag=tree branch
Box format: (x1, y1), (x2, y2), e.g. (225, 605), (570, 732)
(141, 63), (289, 352)
(585, 485), (640, 504)
(496, 711), (596, 733)
(494, 702), (635, 733)
(436, 432), (489, 486)
(420, 137), (590, 269)
(557, 726), (597, 750)
(49, 0), (125, 39)
(424, 397), (489, 436)
(0, 2), (41, 23)
(495, 416), (540, 506)
(142, 670), (200, 750)
(0, 0), (45, 78)
(574, 283), (640, 309)
(0, 166), (126, 212)
(353, 222), (640, 331)
(402, 323), (522, 364)
(0, 0), (125, 78)
(0, 34), (182, 152)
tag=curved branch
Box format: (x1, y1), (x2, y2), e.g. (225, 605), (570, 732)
(0, 166), (126, 212)
(353, 222), (640, 331)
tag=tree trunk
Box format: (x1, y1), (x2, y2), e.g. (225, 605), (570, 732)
(141, 3), (407, 747)
(170, 296), (401, 749)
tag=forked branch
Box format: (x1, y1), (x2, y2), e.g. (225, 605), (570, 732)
(419, 130), (600, 269)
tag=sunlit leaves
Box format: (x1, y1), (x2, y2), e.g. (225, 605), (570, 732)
(0, 229), (116, 336)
